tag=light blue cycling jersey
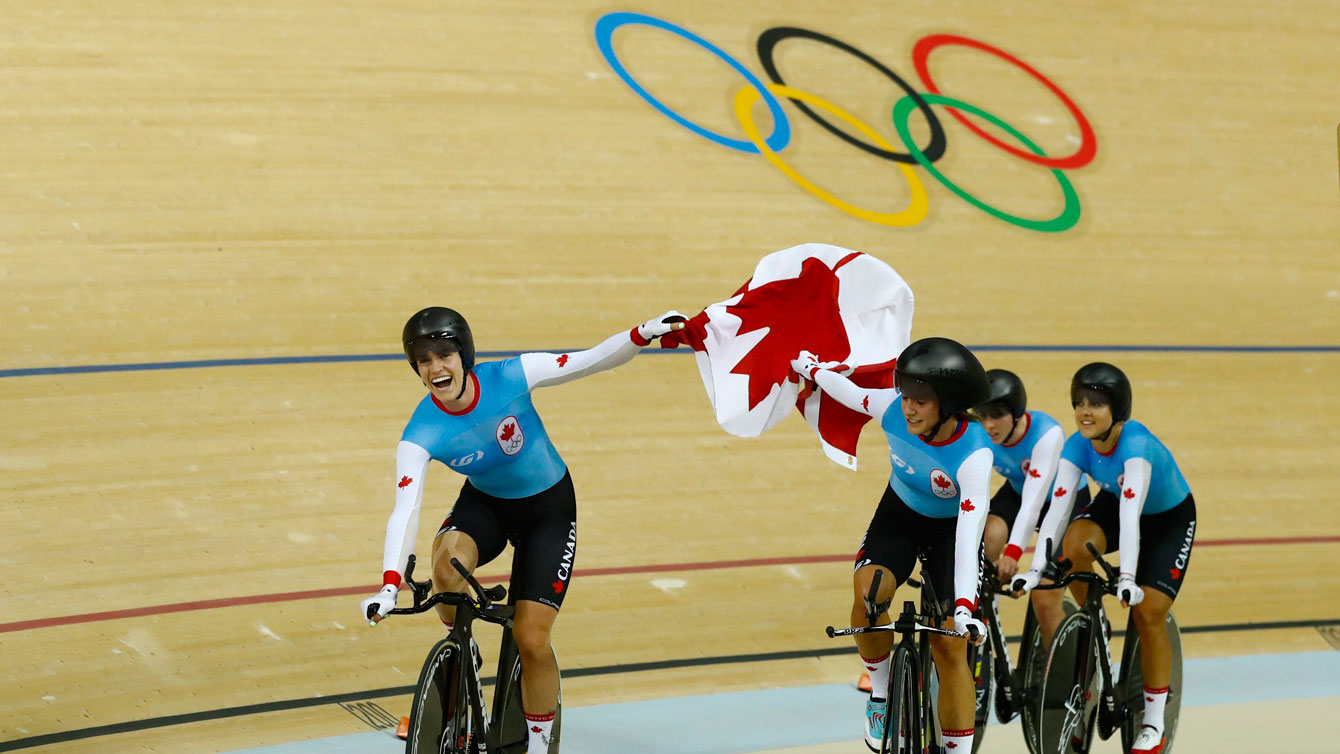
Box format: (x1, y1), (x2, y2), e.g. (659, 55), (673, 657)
(401, 358), (566, 499)
(881, 401), (994, 518)
(1060, 419), (1190, 514)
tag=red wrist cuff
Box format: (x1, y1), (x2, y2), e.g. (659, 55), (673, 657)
(382, 570), (402, 589)
(629, 326), (651, 347)
(954, 598), (977, 613)
(1003, 544), (1024, 561)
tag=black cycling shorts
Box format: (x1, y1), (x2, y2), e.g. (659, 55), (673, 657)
(437, 471), (577, 611)
(855, 485), (958, 613)
(1074, 491), (1196, 600)
(989, 480), (1091, 532)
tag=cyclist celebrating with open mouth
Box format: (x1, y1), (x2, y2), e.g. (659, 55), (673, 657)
(793, 337), (992, 753)
(1013, 362), (1197, 754)
(361, 306), (682, 754)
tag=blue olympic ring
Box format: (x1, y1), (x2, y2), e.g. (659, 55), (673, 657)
(594, 11), (791, 154)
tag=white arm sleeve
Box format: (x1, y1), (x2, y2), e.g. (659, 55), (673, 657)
(1005, 425), (1066, 553)
(1031, 459), (1084, 571)
(381, 441), (432, 582)
(953, 447), (994, 611)
(520, 329), (641, 391)
(812, 369), (899, 419)
(1117, 457), (1153, 577)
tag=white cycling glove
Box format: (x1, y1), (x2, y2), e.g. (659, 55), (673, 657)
(1116, 573), (1145, 607)
(361, 584), (399, 625)
(953, 607), (986, 645)
(636, 311), (686, 341)
(1012, 568), (1043, 595)
(790, 350), (850, 381)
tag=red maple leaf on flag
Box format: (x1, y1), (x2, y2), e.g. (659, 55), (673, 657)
(1054, 487), (1068, 498)
(1028, 467), (1041, 478)
(960, 500), (975, 512)
(933, 474), (954, 489)
(1123, 488), (1135, 499)
(556, 354), (569, 367)
(398, 476), (413, 489)
(499, 422), (516, 442)
(725, 254), (857, 410)
(552, 580), (565, 594)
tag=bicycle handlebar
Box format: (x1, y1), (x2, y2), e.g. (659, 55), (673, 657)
(380, 554), (512, 626)
(1027, 543), (1121, 596)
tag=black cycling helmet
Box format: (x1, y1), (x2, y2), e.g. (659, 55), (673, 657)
(895, 337), (991, 438)
(402, 307), (475, 375)
(1071, 362), (1132, 423)
(980, 369), (1028, 418)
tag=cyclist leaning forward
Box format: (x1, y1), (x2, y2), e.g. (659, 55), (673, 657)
(360, 306), (682, 754)
(974, 368), (1090, 650)
(1013, 363), (1197, 754)
(793, 337), (993, 753)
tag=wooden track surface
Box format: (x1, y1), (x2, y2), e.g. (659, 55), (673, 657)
(2, 0), (1338, 752)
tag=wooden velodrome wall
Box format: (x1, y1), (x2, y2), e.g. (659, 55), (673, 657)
(2, 1), (1338, 751)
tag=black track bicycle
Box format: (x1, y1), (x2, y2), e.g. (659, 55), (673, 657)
(827, 555), (976, 754)
(379, 554), (562, 754)
(1031, 544), (1182, 754)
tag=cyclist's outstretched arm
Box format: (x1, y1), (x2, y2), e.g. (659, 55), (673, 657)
(381, 441), (431, 588)
(807, 364), (899, 419)
(520, 312), (683, 390)
(1116, 457), (1153, 581)
(1002, 424), (1066, 562)
(952, 447), (994, 611)
(1021, 459), (1084, 583)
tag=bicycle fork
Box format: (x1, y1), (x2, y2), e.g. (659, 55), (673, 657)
(1093, 613), (1118, 741)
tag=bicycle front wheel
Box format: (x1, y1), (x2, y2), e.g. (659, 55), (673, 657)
(406, 638), (469, 754)
(1118, 611), (1182, 754)
(1020, 594), (1079, 753)
(1037, 611), (1099, 754)
(883, 644), (923, 754)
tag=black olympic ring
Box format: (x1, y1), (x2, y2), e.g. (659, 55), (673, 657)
(755, 27), (947, 165)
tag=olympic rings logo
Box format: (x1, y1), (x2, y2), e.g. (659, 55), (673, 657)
(593, 13), (1098, 232)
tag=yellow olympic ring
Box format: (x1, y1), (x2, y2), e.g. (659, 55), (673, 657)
(733, 83), (928, 227)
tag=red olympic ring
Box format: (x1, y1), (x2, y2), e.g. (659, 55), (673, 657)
(912, 34), (1097, 170)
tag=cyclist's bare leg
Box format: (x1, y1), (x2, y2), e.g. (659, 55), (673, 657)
(431, 531), (479, 626)
(514, 600), (560, 714)
(851, 565), (897, 661)
(930, 619), (974, 731)
(1131, 589), (1173, 689)
(1030, 580), (1066, 649)
(983, 514), (1008, 563)
(1061, 519), (1107, 619)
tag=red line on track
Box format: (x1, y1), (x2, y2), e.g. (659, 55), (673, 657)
(3, 536), (1335, 635)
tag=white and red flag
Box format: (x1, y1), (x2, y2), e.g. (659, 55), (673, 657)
(660, 243), (914, 469)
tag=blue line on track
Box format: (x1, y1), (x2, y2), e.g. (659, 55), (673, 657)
(3, 344), (1338, 379)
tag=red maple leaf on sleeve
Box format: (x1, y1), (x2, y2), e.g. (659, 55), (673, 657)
(1123, 488), (1135, 499)
(556, 354), (569, 367)
(1028, 467), (1041, 478)
(960, 499), (975, 512)
(398, 476), (413, 489)
(933, 474), (953, 489)
(1054, 487), (1068, 498)
(499, 422), (516, 442)
(725, 255), (857, 410)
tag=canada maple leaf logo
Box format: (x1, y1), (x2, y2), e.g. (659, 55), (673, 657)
(960, 500), (975, 512)
(552, 580), (565, 594)
(556, 354), (569, 367)
(933, 474), (953, 490)
(531, 726), (543, 734)
(947, 743), (958, 750)
(862, 395), (869, 411)
(1028, 467), (1041, 478)
(725, 254), (857, 410)
(1170, 567), (1181, 579)
(499, 422), (516, 442)
(1123, 488), (1135, 499)
(1054, 487), (1068, 498)
(398, 476), (413, 489)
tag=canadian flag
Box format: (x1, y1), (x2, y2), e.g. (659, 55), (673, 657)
(660, 243), (913, 469)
